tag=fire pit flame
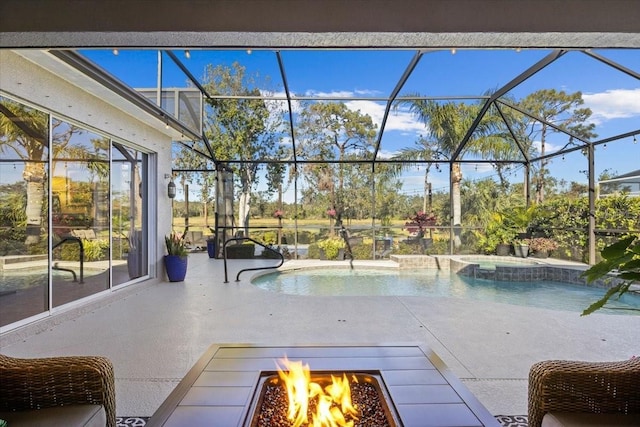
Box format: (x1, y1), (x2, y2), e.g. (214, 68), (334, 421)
(277, 356), (359, 427)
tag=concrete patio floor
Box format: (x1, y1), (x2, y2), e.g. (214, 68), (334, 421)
(2, 252), (640, 418)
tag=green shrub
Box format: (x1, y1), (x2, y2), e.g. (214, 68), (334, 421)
(350, 243), (373, 260)
(290, 230), (317, 244)
(59, 238), (109, 261)
(225, 243), (255, 259)
(426, 238), (449, 255)
(261, 246), (282, 259)
(317, 236), (345, 260)
(307, 243), (320, 259)
(395, 241), (426, 255)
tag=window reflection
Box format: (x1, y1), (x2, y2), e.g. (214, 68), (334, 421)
(112, 143), (148, 284)
(1, 96), (149, 329)
(0, 96), (50, 326)
(51, 118), (111, 307)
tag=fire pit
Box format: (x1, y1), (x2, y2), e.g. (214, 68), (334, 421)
(245, 370), (401, 426)
(147, 345), (500, 427)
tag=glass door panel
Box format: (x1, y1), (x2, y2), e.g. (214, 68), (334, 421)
(0, 96), (50, 327)
(51, 119), (110, 306)
(112, 143), (148, 284)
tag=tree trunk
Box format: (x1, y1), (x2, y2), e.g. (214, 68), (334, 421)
(203, 181), (210, 229)
(23, 162), (46, 245)
(536, 125), (548, 204)
(451, 162), (462, 248)
(238, 190), (251, 234)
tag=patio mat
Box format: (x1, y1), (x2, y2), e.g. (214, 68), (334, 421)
(117, 417), (149, 427)
(495, 415), (529, 426)
(117, 415), (528, 426)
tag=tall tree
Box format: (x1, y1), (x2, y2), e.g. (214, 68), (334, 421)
(172, 142), (216, 229)
(396, 99), (500, 247)
(391, 135), (440, 214)
(201, 62), (285, 232)
(296, 102), (378, 229)
(1, 99), (49, 245)
(516, 89), (596, 203)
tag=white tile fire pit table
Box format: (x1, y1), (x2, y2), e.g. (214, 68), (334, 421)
(147, 344), (500, 427)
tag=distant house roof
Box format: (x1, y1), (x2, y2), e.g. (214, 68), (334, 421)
(602, 169), (640, 181)
(599, 169), (640, 197)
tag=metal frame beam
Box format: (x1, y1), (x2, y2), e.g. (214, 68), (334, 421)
(49, 50), (202, 142)
(372, 49), (424, 160)
(451, 49), (566, 161)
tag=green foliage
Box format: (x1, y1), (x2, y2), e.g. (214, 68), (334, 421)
(396, 241), (426, 255)
(252, 230), (278, 244)
(165, 232), (188, 257)
(59, 238), (109, 262)
(225, 243), (256, 259)
(82, 239), (109, 261)
(261, 246), (282, 259)
(350, 243), (374, 260)
(296, 102), (380, 225)
(307, 243), (320, 259)
(474, 212), (517, 253)
(502, 204), (537, 234)
(317, 236), (346, 260)
(199, 62), (284, 229)
(529, 194), (640, 262)
(288, 230), (313, 244)
(581, 235), (640, 315)
(426, 238), (450, 255)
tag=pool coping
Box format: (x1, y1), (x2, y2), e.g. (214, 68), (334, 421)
(257, 255), (626, 291)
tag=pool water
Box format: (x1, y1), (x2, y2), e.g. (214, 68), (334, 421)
(251, 269), (640, 315)
(0, 268), (104, 292)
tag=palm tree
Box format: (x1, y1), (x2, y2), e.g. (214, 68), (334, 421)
(0, 99), (49, 245)
(391, 136), (440, 214)
(396, 98), (503, 248)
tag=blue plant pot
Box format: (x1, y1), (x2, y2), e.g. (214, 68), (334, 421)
(207, 241), (216, 258)
(164, 255), (188, 282)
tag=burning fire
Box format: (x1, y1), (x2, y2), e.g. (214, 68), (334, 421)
(277, 356), (359, 427)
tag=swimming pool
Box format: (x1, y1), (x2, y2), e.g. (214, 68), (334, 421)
(0, 268), (105, 292)
(251, 268), (640, 315)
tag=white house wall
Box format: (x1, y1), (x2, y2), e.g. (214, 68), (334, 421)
(0, 49), (174, 281)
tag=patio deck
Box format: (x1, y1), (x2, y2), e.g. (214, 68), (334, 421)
(2, 253), (639, 418)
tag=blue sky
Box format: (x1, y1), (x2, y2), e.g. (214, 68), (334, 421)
(82, 48), (639, 199)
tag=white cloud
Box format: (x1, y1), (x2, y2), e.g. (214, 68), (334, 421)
(297, 89), (426, 134)
(344, 100), (426, 133)
(376, 149), (397, 159)
(583, 88), (640, 123)
(531, 139), (563, 154)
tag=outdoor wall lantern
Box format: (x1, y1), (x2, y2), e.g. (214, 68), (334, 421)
(165, 174), (176, 199)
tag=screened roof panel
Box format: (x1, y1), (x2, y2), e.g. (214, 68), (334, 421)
(75, 48), (638, 181)
(278, 50), (415, 99)
(400, 49), (552, 98)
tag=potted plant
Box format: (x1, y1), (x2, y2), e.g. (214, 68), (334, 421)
(164, 232), (188, 282)
(475, 212), (516, 255)
(528, 237), (558, 258)
(317, 236), (346, 260)
(513, 238), (530, 258)
(206, 235), (216, 258)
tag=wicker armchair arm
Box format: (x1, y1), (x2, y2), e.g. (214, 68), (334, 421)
(0, 354), (116, 427)
(528, 358), (640, 427)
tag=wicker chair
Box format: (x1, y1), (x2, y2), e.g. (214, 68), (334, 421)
(0, 353), (116, 427)
(528, 358), (640, 427)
